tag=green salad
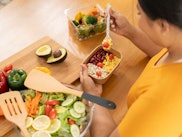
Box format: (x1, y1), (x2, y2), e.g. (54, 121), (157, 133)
(20, 89), (93, 137)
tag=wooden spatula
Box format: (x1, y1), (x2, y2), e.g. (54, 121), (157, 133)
(0, 91), (30, 137)
(24, 69), (116, 109)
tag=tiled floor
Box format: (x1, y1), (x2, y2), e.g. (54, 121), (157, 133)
(0, 0), (12, 9)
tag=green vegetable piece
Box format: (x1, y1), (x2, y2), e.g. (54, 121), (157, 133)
(70, 124), (80, 137)
(55, 106), (68, 113)
(86, 15), (98, 25)
(93, 22), (106, 33)
(37, 105), (45, 115)
(66, 94), (78, 101)
(73, 101), (86, 114)
(72, 20), (79, 26)
(39, 93), (49, 104)
(48, 93), (65, 101)
(62, 98), (74, 107)
(69, 108), (81, 118)
(7, 69), (27, 90)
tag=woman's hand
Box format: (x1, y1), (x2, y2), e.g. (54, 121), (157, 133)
(80, 64), (102, 96)
(110, 8), (132, 37)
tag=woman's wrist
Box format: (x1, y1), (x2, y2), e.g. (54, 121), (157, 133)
(122, 23), (138, 40)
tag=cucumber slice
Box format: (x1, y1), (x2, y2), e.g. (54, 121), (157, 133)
(66, 94), (77, 101)
(55, 106), (68, 113)
(73, 101), (86, 114)
(61, 98), (74, 107)
(70, 124), (80, 137)
(69, 108), (81, 118)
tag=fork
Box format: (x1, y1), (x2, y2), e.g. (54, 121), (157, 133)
(102, 3), (112, 50)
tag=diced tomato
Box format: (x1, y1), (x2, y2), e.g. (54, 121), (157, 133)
(96, 71), (102, 76)
(45, 105), (52, 116)
(102, 42), (109, 48)
(68, 118), (75, 125)
(97, 62), (103, 68)
(109, 53), (114, 60)
(49, 108), (57, 119)
(3, 64), (13, 72)
(46, 100), (60, 106)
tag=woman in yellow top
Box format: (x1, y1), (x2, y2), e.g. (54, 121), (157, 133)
(80, 0), (182, 136)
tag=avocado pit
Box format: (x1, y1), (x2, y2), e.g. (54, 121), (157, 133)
(47, 48), (67, 64)
(53, 50), (62, 58)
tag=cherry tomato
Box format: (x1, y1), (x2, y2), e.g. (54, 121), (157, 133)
(3, 64), (13, 72)
(102, 42), (109, 48)
(68, 118), (75, 125)
(97, 62), (103, 68)
(46, 100), (60, 106)
(45, 105), (52, 116)
(96, 71), (102, 76)
(109, 53), (114, 60)
(3, 69), (12, 78)
(49, 108), (57, 119)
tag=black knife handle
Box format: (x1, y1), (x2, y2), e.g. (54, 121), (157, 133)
(82, 93), (116, 110)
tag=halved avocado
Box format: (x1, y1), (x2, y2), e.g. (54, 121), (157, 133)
(35, 45), (52, 57)
(46, 48), (67, 64)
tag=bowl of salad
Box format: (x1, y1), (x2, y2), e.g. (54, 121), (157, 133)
(65, 3), (106, 40)
(17, 89), (94, 137)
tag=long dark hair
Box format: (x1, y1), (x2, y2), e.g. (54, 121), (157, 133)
(138, 0), (182, 29)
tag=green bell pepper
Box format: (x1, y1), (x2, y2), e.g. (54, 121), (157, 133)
(7, 69), (27, 90)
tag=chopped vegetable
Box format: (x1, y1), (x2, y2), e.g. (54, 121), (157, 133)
(46, 100), (60, 106)
(85, 15), (98, 25)
(7, 69), (27, 90)
(3, 64), (13, 77)
(35, 67), (52, 75)
(0, 71), (9, 94)
(45, 104), (52, 116)
(48, 108), (57, 119)
(25, 91), (42, 117)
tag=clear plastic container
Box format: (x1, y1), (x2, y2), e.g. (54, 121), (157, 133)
(65, 3), (106, 40)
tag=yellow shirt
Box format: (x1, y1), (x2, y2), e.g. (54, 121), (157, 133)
(118, 48), (182, 137)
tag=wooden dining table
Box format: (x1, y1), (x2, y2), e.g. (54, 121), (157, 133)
(0, 0), (150, 136)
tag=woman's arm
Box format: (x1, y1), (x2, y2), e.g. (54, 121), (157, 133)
(89, 104), (120, 137)
(80, 64), (120, 137)
(109, 9), (162, 57)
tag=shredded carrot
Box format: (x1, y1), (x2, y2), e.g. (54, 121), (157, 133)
(25, 91), (42, 117)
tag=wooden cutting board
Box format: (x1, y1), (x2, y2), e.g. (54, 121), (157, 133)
(0, 36), (82, 84)
(0, 36), (82, 136)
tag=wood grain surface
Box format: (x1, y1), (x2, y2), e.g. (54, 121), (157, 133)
(0, 36), (82, 84)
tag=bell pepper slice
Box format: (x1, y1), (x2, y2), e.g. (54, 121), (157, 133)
(7, 69), (27, 90)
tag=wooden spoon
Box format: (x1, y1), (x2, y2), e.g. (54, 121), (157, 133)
(0, 91), (30, 137)
(24, 69), (116, 110)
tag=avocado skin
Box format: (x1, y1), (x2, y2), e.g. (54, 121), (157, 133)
(46, 48), (67, 64)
